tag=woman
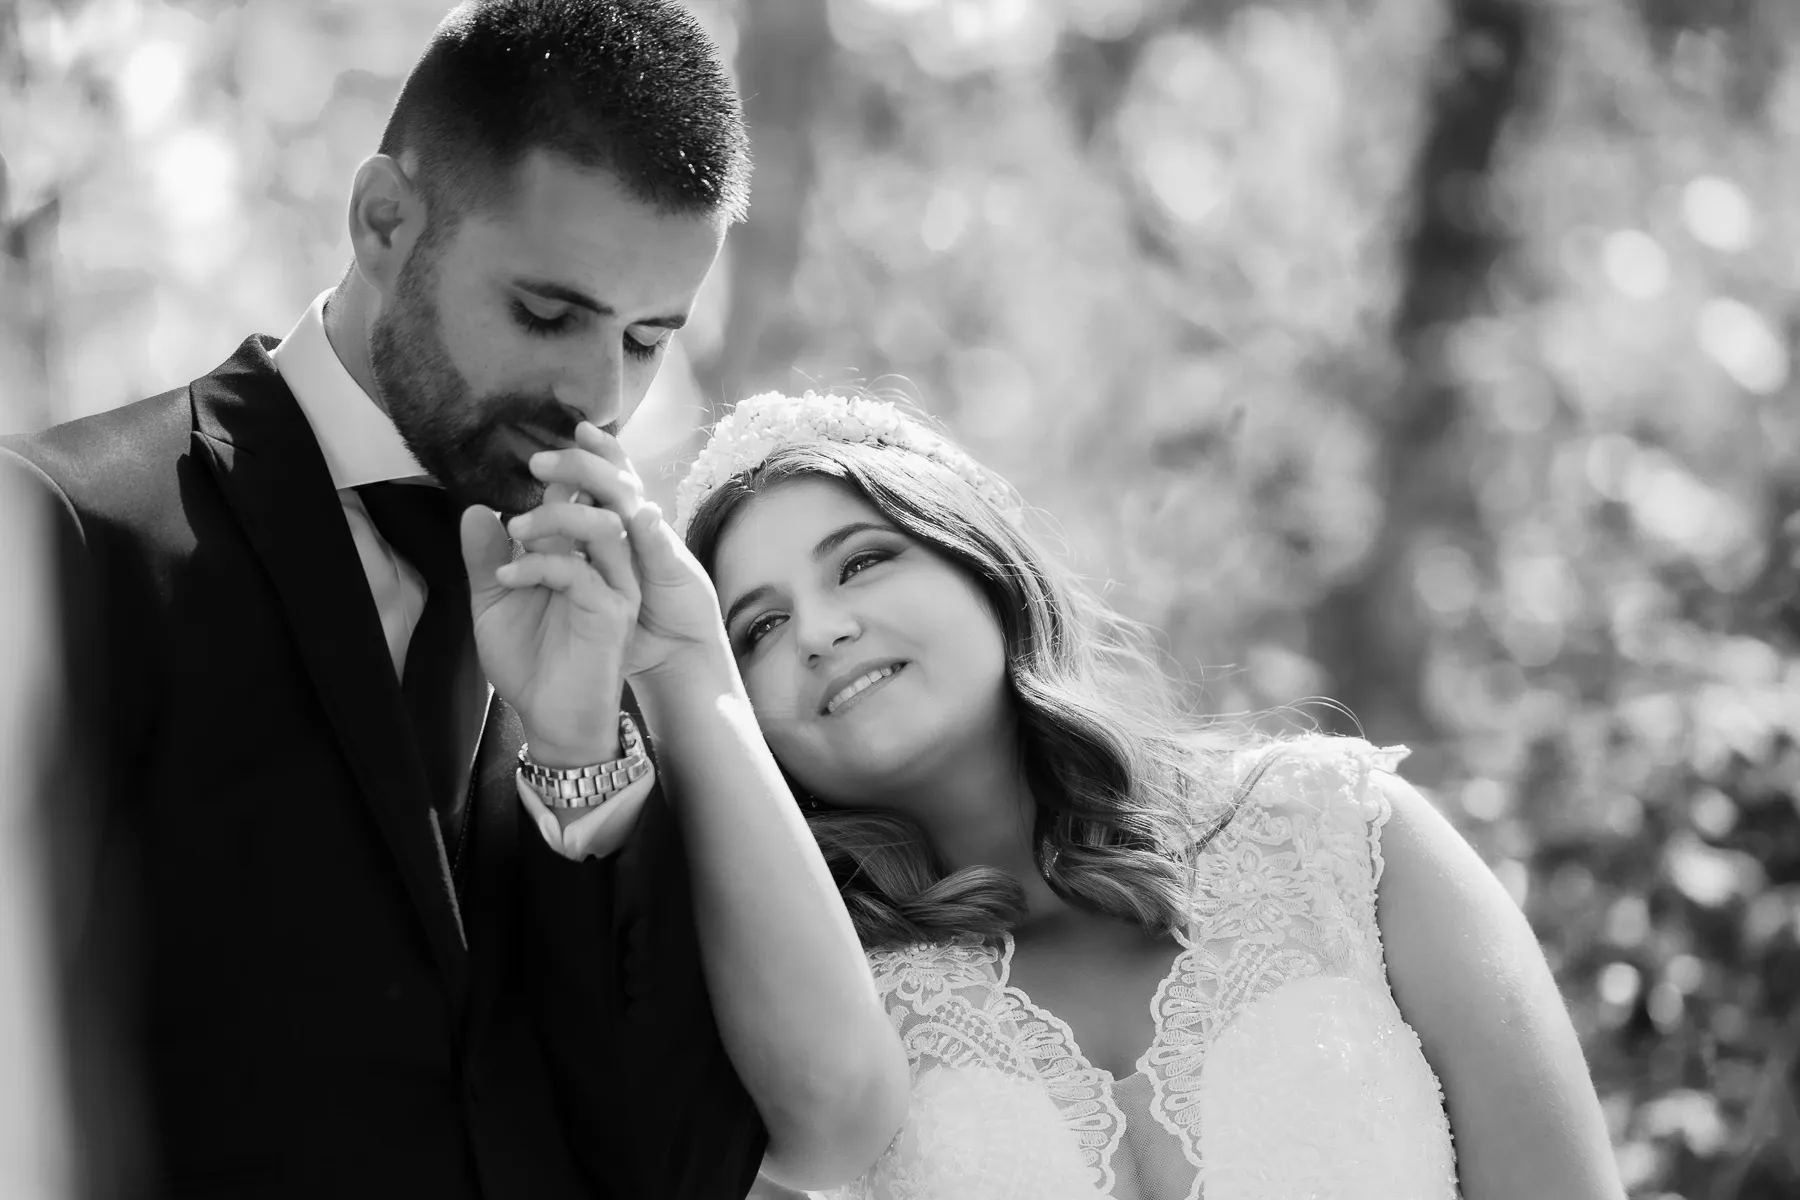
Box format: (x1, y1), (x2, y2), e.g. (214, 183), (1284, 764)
(663, 389), (1625, 1200)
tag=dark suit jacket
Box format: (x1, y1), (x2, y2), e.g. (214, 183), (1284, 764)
(3, 336), (766, 1200)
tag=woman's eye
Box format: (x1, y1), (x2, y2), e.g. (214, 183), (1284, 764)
(840, 548), (892, 582)
(511, 299), (573, 337)
(742, 612), (785, 649)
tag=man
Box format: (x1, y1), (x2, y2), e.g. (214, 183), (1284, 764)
(1, 2), (907, 1196)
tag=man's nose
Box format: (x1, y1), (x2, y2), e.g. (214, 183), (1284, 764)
(554, 344), (624, 429)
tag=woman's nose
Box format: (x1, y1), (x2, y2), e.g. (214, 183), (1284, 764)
(796, 600), (861, 661)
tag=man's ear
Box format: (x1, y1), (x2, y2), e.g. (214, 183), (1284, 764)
(346, 154), (429, 298)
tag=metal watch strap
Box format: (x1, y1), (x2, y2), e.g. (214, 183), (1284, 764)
(517, 711), (651, 809)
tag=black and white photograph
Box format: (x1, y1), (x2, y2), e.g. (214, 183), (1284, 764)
(2, 1), (1796, 1198)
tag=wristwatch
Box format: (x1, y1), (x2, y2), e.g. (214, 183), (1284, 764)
(517, 711), (651, 809)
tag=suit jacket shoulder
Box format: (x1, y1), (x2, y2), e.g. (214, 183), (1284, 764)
(0, 335), (289, 774)
(6, 334), (284, 544)
(7, 383), (194, 527)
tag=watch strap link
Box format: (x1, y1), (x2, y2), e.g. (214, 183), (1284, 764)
(517, 711), (651, 809)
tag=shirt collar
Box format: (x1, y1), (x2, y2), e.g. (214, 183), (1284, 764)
(272, 290), (430, 490)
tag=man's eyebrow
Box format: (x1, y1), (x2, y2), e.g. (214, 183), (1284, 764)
(514, 278), (688, 329)
(720, 522), (898, 632)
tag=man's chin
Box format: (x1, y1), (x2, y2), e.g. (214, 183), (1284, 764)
(437, 459), (545, 520)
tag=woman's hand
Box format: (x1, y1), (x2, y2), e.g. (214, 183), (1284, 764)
(521, 422), (732, 682)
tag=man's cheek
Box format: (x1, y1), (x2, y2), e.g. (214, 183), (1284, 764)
(449, 335), (512, 397)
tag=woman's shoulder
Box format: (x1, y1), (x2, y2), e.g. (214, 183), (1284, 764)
(1180, 735), (1412, 967)
(1222, 734), (1411, 830)
(1180, 733), (1413, 908)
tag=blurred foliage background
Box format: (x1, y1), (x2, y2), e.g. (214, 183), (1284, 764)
(4, 0), (1799, 1196)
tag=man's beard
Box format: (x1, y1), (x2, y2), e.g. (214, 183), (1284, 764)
(368, 247), (578, 518)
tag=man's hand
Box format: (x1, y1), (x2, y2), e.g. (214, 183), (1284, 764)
(520, 422), (731, 682)
(460, 464), (638, 767)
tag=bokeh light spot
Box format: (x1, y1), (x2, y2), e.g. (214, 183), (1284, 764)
(117, 40), (186, 134)
(1598, 961), (1641, 1006)
(1681, 175), (1755, 252)
(155, 129), (238, 228)
(1697, 296), (1788, 394)
(919, 185), (970, 253)
(1601, 229), (1668, 300)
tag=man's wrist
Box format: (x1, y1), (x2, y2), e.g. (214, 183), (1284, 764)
(521, 717), (624, 769)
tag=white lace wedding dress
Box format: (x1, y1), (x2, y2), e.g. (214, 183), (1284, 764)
(812, 737), (1460, 1200)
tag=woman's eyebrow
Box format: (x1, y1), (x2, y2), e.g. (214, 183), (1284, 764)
(721, 521), (897, 629)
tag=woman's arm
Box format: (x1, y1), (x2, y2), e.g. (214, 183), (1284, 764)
(633, 647), (911, 1193)
(497, 433), (909, 1190)
(1372, 769), (1624, 1200)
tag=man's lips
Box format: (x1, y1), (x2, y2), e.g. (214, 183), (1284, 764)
(504, 423), (572, 454)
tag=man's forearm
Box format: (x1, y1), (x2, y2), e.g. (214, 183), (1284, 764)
(632, 644), (908, 1187)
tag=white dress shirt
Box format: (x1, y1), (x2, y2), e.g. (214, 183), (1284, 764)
(272, 291), (431, 681)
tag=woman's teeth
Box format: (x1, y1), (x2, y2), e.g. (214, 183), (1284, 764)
(826, 664), (902, 714)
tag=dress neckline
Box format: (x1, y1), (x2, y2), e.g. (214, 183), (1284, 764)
(995, 929), (1192, 1084)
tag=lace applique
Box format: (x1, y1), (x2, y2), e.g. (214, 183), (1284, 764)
(995, 936), (1129, 1193)
(1141, 737), (1423, 1181)
(821, 737), (1457, 1200)
(868, 939), (1022, 1074)
(841, 938), (1108, 1199)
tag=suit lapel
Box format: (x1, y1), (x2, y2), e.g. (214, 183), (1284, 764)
(192, 336), (471, 1000)
(462, 692), (524, 1040)
(607, 687), (661, 965)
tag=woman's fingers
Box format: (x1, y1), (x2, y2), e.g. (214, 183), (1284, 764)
(527, 423), (645, 516)
(495, 551), (629, 615)
(507, 503), (638, 599)
(625, 501), (695, 585)
(575, 420), (631, 470)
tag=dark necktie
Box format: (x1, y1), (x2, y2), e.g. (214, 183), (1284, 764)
(356, 482), (484, 853)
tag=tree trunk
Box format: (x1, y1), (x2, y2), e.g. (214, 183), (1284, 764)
(690, 0), (833, 419)
(1307, 0), (1536, 745)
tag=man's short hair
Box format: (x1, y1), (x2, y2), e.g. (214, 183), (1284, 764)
(379, 0), (751, 229)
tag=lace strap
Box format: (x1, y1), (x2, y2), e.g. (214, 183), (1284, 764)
(1190, 736), (1409, 965)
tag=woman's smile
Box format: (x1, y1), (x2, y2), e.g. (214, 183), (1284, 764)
(822, 661), (908, 716)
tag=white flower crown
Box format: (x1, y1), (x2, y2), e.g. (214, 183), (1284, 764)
(673, 390), (1024, 537)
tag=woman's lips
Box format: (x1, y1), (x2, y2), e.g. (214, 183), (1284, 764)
(823, 662), (907, 716)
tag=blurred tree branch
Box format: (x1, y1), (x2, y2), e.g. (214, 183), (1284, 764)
(1, 0), (64, 433)
(1, 181), (61, 432)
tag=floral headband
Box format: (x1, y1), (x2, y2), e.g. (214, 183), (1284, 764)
(672, 390), (1025, 537)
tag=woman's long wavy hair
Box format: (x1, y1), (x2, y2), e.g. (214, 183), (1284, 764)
(684, 432), (1273, 951)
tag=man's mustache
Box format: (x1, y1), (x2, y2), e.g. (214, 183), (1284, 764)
(476, 396), (618, 445)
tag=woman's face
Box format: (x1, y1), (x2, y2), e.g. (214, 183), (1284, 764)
(709, 477), (1012, 806)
